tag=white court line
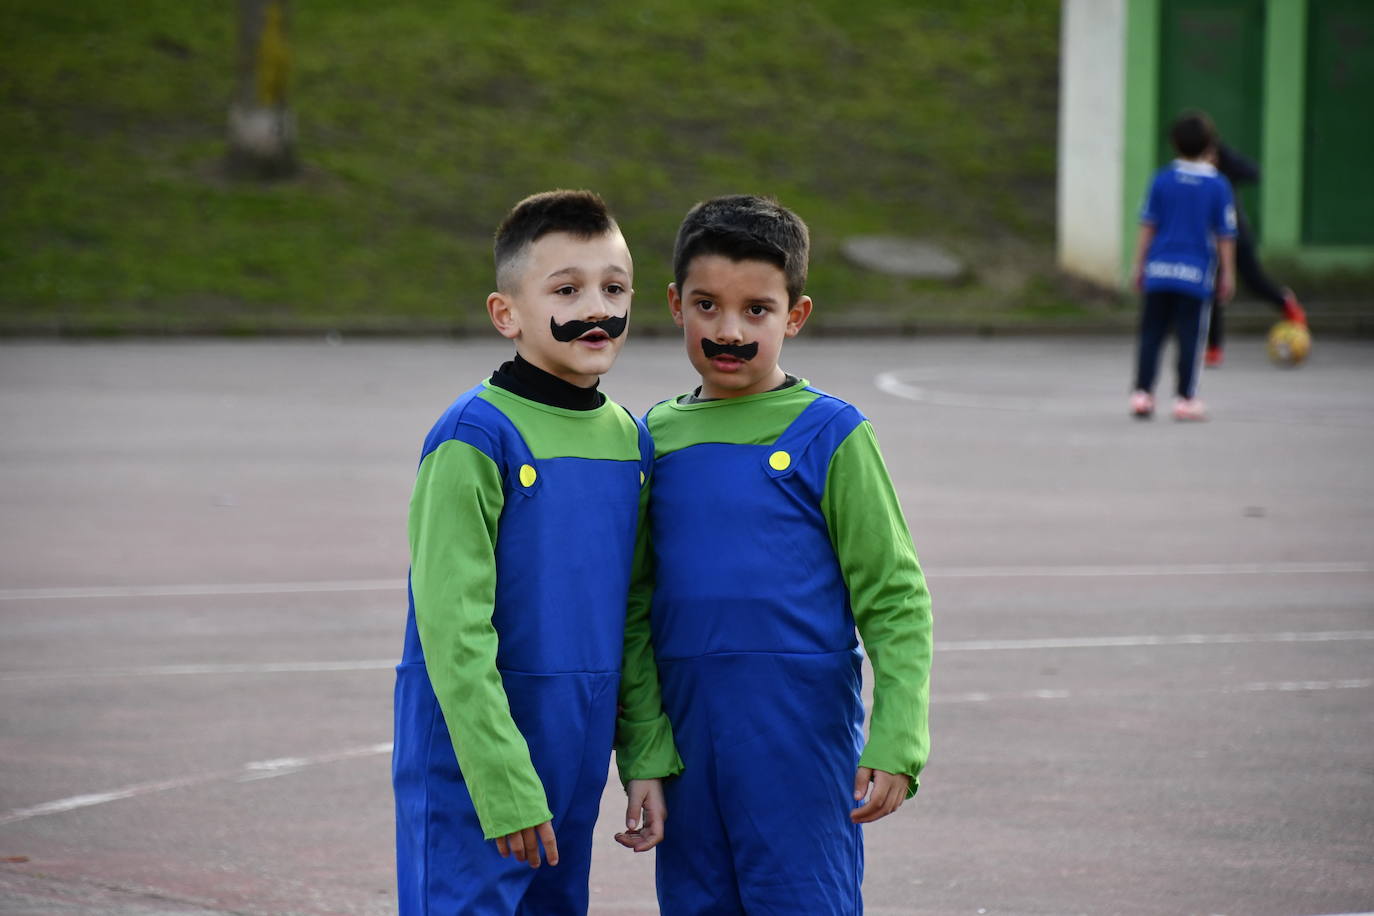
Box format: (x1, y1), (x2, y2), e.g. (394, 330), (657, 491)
(0, 578), (401, 601)
(875, 366), (1374, 428)
(0, 742), (392, 826)
(7, 676), (1372, 825)
(1, 560), (1368, 602)
(875, 369), (1059, 412)
(941, 678), (1374, 705)
(1225, 678), (1374, 694)
(937, 630), (1374, 652)
(932, 560), (1372, 579)
(0, 659), (396, 681)
(3, 631), (1372, 682)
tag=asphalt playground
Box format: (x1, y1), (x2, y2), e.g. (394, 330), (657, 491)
(1, 334), (1371, 916)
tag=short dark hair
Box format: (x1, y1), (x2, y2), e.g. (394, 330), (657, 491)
(672, 195), (811, 304)
(1169, 110), (1217, 159)
(494, 189), (618, 292)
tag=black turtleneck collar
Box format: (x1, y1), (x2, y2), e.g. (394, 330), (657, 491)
(489, 353), (604, 411)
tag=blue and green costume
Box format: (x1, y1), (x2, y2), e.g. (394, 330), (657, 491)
(393, 374), (680, 915)
(623, 380), (932, 915)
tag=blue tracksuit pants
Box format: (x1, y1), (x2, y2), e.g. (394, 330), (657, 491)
(1135, 289), (1211, 398)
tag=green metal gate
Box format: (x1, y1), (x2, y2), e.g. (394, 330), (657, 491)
(1157, 0), (1266, 235)
(1303, 0), (1374, 244)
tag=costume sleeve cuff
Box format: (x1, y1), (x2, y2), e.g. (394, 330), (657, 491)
(466, 760), (555, 840)
(477, 802), (555, 841)
(857, 749), (923, 799)
(614, 712), (684, 786)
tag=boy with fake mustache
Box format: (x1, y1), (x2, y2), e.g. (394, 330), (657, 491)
(622, 195), (933, 914)
(393, 190), (681, 914)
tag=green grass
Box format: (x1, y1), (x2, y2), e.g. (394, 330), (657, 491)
(1, 0), (1102, 334)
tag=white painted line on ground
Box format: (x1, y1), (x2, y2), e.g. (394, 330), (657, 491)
(0, 579), (402, 601)
(5, 676), (1369, 825)
(937, 630), (1374, 652)
(940, 678), (1373, 705)
(1224, 678), (1374, 694)
(0, 774), (212, 825)
(874, 368), (1374, 428)
(4, 631), (1373, 682)
(0, 742), (393, 826)
(875, 369), (1061, 412)
(234, 743), (393, 783)
(11, 678), (1366, 826)
(1, 559), (1367, 602)
(0, 659), (396, 682)
(932, 560), (1372, 578)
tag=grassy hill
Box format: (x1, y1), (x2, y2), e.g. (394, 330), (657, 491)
(2, 0), (1086, 335)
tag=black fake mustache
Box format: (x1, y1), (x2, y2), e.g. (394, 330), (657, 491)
(702, 339), (758, 361)
(550, 314), (628, 342)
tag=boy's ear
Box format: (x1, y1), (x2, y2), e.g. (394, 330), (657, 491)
(487, 291), (521, 340)
(667, 283), (686, 328)
(785, 295), (813, 337)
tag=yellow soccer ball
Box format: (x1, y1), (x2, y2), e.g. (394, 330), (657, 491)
(1267, 320), (1311, 367)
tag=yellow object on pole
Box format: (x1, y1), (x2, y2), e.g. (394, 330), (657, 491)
(256, 1), (290, 108)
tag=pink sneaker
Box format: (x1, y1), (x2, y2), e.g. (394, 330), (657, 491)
(1130, 390), (1154, 418)
(1173, 397), (1207, 421)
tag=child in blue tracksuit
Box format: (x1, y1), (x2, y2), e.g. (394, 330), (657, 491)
(616, 195), (933, 915)
(1129, 109), (1237, 421)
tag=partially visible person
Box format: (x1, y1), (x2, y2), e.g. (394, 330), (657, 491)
(1129, 110), (1237, 421)
(1204, 143), (1307, 367)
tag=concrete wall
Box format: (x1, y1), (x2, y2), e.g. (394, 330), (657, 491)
(1056, 0), (1128, 288)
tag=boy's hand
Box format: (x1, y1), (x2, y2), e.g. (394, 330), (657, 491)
(495, 820), (559, 868)
(615, 778), (666, 852)
(850, 767), (910, 824)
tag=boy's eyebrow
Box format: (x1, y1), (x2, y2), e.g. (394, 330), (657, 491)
(546, 264), (631, 281)
(685, 284), (781, 305)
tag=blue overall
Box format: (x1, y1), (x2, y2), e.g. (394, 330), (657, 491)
(648, 393), (868, 915)
(393, 390), (651, 915)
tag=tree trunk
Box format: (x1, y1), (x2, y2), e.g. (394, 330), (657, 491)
(227, 0), (297, 180)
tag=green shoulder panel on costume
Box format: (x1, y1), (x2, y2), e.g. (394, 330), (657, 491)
(821, 421), (933, 796)
(479, 383), (641, 461)
(645, 380), (820, 457)
(410, 436), (555, 835)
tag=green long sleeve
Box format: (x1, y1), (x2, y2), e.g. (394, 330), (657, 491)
(409, 438), (552, 838)
(821, 422), (933, 794)
(615, 479), (684, 784)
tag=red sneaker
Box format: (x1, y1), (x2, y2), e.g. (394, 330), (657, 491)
(1205, 346), (1224, 368)
(1282, 290), (1307, 326)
